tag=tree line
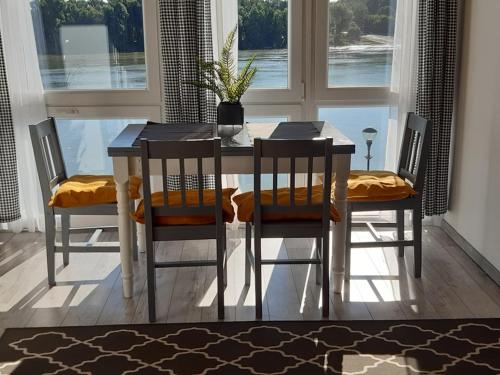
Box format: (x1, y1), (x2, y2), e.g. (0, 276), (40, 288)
(33, 0), (396, 56)
(238, 0), (396, 49)
(329, 0), (397, 47)
(32, 0), (144, 55)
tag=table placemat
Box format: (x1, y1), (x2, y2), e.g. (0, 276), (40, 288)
(270, 122), (322, 140)
(132, 124), (215, 147)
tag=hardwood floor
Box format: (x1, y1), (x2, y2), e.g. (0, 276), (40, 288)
(0, 225), (499, 334)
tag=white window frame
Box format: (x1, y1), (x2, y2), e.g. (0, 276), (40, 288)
(42, 0), (161, 108)
(47, 106), (161, 122)
(245, 104), (302, 121)
(312, 0), (391, 105)
(215, 0), (303, 105)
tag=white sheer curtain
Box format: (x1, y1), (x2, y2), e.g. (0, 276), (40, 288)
(385, 0), (419, 171)
(0, 0), (47, 232)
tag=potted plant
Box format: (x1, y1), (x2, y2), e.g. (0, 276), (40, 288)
(187, 26), (257, 135)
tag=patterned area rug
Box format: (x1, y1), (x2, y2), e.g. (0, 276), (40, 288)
(0, 320), (499, 374)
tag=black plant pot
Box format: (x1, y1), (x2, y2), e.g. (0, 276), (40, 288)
(217, 102), (244, 125)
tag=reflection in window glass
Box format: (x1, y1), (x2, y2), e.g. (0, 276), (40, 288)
(328, 0), (397, 87)
(318, 107), (389, 170)
(239, 115), (289, 192)
(56, 119), (146, 176)
(31, 0), (146, 90)
(238, 0), (288, 89)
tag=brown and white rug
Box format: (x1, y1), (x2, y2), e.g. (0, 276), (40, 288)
(0, 320), (499, 374)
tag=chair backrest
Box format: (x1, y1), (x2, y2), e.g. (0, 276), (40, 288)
(253, 137), (334, 225)
(140, 138), (223, 230)
(398, 112), (433, 193)
(29, 118), (67, 206)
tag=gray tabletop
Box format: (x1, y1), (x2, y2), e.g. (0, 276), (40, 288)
(107, 121), (355, 157)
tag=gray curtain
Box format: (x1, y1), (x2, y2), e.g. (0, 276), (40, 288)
(159, 0), (217, 123)
(416, 0), (460, 216)
(0, 29), (20, 223)
(158, 0), (216, 190)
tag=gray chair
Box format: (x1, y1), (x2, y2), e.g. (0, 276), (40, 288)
(242, 137), (334, 319)
(29, 118), (138, 287)
(139, 137), (227, 322)
(345, 112), (432, 280)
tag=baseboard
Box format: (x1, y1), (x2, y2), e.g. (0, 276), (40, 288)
(441, 219), (500, 286)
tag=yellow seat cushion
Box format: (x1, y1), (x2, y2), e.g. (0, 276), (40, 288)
(48, 175), (142, 208)
(341, 171), (417, 202)
(233, 185), (341, 223)
(132, 188), (237, 226)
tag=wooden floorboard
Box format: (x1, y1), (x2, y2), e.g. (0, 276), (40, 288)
(0, 225), (499, 332)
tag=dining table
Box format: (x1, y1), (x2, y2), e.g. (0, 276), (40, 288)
(108, 121), (355, 298)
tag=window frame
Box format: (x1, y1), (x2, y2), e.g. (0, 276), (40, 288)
(233, 0), (304, 105)
(47, 106), (161, 123)
(312, 0), (391, 104)
(42, 0), (161, 108)
(244, 104), (302, 122)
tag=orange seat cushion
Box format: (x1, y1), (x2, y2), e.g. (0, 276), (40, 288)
(233, 185), (341, 223)
(48, 175), (142, 208)
(341, 171), (417, 202)
(132, 188), (237, 226)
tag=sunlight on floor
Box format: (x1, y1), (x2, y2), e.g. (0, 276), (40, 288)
(197, 225), (418, 307)
(0, 251), (119, 312)
(198, 238), (291, 308)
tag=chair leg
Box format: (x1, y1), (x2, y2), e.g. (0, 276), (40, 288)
(130, 200), (138, 261)
(146, 240), (156, 323)
(254, 225), (263, 320)
(61, 213), (70, 267)
(322, 223), (330, 318)
(244, 222), (251, 286)
(216, 227), (225, 320)
(131, 219), (138, 261)
(344, 205), (352, 282)
(413, 205), (422, 278)
(45, 212), (56, 287)
(223, 225), (228, 288)
(315, 237), (322, 286)
(397, 210), (405, 258)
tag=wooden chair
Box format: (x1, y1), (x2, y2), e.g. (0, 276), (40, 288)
(345, 112), (432, 280)
(235, 137), (335, 319)
(139, 138), (230, 322)
(29, 118), (138, 287)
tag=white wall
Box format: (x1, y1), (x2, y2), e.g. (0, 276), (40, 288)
(445, 0), (500, 271)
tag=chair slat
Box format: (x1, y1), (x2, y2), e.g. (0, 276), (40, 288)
(290, 157), (295, 207)
(162, 158), (169, 207)
(307, 156), (313, 205)
(198, 158), (204, 207)
(409, 131), (421, 174)
(42, 136), (56, 180)
(179, 158), (186, 207)
(272, 157), (278, 205)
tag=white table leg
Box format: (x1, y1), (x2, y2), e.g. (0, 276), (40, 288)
(137, 223), (146, 253)
(333, 154), (351, 294)
(113, 157), (134, 298)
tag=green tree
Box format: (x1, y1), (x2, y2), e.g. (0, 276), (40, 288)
(33, 0), (143, 55)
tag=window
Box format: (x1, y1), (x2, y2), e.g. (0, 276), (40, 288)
(318, 106), (390, 170)
(32, 0), (147, 90)
(238, 0), (288, 89)
(56, 119), (146, 176)
(328, 0), (397, 87)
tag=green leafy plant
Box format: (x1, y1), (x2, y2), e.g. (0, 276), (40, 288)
(186, 26), (257, 103)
